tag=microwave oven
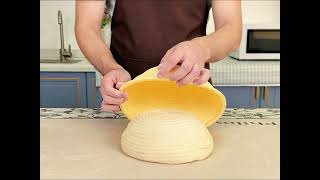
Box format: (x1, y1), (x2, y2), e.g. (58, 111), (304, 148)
(229, 23), (280, 60)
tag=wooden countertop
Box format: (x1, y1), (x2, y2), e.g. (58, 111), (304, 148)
(40, 118), (280, 179)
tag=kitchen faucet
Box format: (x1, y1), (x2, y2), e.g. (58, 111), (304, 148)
(58, 10), (72, 62)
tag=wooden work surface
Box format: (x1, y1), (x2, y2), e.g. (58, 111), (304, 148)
(40, 118), (280, 179)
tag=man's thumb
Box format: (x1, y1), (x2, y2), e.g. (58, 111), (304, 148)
(115, 82), (124, 90)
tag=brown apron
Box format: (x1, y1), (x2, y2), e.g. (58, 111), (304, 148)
(110, 0), (211, 79)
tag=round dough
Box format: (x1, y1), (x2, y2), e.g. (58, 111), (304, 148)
(121, 109), (214, 164)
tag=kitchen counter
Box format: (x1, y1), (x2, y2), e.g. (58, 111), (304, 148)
(40, 49), (96, 72)
(40, 108), (280, 179)
(40, 58), (97, 72)
(40, 108), (280, 120)
(40, 49), (280, 87)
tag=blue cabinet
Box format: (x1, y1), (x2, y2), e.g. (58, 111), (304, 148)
(259, 86), (280, 108)
(215, 86), (260, 108)
(96, 87), (103, 108)
(93, 86), (261, 109)
(85, 72), (97, 108)
(88, 86), (103, 108)
(85, 72), (103, 108)
(40, 72), (87, 108)
(215, 86), (280, 108)
(93, 85), (280, 109)
(41, 72), (280, 108)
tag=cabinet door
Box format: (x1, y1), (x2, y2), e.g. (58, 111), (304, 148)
(260, 86), (280, 108)
(40, 72), (87, 108)
(85, 72), (103, 108)
(94, 87), (260, 108)
(86, 73), (98, 108)
(215, 86), (259, 108)
(93, 84), (261, 108)
(274, 87), (280, 107)
(96, 87), (103, 108)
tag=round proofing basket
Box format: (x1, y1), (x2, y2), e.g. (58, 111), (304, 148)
(119, 67), (226, 127)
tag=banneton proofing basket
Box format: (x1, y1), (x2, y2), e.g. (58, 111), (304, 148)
(119, 66), (226, 127)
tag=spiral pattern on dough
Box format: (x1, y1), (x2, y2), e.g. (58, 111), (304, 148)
(121, 109), (214, 164)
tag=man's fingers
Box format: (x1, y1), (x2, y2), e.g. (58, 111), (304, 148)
(102, 95), (125, 105)
(115, 82), (129, 100)
(115, 82), (124, 89)
(176, 64), (201, 86)
(169, 60), (193, 81)
(104, 81), (126, 98)
(158, 48), (183, 78)
(101, 104), (121, 112)
(101, 76), (124, 98)
(193, 69), (211, 85)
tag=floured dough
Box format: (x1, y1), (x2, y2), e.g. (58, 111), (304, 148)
(121, 109), (214, 164)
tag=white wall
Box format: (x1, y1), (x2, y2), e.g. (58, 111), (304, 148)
(41, 0), (280, 50)
(40, 0), (78, 49)
(242, 0), (280, 23)
(207, 0), (280, 34)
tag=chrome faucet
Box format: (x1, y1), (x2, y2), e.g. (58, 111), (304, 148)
(58, 10), (72, 62)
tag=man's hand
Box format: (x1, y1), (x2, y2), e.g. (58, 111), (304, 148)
(157, 0), (242, 87)
(100, 67), (131, 112)
(157, 40), (211, 86)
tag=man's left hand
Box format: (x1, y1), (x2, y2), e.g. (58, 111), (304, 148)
(157, 40), (211, 86)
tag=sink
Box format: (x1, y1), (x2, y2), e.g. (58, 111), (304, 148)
(40, 58), (83, 64)
(40, 49), (85, 64)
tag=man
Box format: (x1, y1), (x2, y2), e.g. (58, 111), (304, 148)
(75, 0), (242, 112)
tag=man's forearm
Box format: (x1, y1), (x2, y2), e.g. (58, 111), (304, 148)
(75, 26), (122, 75)
(192, 23), (242, 63)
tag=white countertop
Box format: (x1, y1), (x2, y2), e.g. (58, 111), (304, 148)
(40, 49), (96, 72)
(40, 49), (280, 87)
(40, 58), (96, 72)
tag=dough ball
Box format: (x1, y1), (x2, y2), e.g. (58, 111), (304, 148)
(121, 109), (214, 164)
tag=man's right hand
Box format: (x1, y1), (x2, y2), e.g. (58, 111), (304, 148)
(100, 67), (131, 112)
